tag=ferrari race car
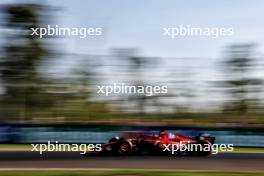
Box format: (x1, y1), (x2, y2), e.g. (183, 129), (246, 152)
(101, 131), (215, 156)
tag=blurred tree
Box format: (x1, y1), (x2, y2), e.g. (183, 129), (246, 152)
(221, 44), (262, 114)
(112, 48), (162, 114)
(0, 4), (53, 119)
(128, 56), (148, 113)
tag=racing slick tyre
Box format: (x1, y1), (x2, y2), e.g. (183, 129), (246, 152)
(153, 141), (174, 155)
(117, 140), (133, 155)
(109, 136), (119, 143)
(197, 140), (212, 156)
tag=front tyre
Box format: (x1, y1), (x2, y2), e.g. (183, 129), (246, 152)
(118, 141), (133, 155)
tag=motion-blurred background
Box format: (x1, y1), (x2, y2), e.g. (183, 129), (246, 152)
(0, 0), (263, 147)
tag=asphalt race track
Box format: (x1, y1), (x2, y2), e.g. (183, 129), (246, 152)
(0, 152), (263, 171)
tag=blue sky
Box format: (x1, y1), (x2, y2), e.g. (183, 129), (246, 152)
(42, 0), (264, 59)
(1, 0), (264, 58)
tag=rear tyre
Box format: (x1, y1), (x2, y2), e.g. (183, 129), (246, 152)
(198, 140), (212, 156)
(109, 136), (119, 143)
(118, 141), (133, 155)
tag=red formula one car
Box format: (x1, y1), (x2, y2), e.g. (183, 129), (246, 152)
(101, 131), (215, 156)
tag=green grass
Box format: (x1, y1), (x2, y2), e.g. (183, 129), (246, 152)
(0, 144), (31, 151)
(0, 170), (263, 176)
(232, 147), (264, 153)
